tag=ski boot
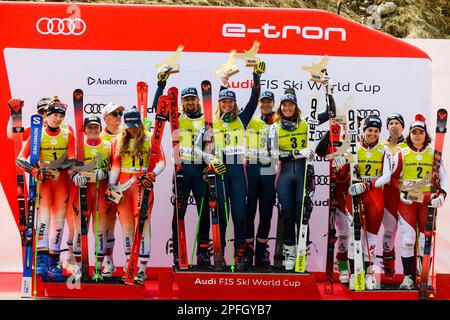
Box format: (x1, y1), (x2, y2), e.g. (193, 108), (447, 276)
(102, 260), (116, 278)
(349, 273), (355, 290)
(283, 245), (296, 271)
(244, 241), (254, 268)
(166, 238), (179, 269)
(46, 256), (65, 282)
(364, 273), (377, 290)
(197, 243), (211, 270)
(63, 253), (78, 275)
(382, 250), (396, 284)
(255, 241), (270, 268)
(92, 271), (104, 282)
(337, 260), (349, 284)
(399, 275), (415, 290)
(36, 253), (48, 278)
(134, 271), (146, 285)
(234, 244), (247, 272)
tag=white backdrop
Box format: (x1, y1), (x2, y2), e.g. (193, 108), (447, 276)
(1, 40), (447, 276)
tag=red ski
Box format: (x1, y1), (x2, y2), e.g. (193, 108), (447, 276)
(124, 95), (170, 284)
(168, 87), (189, 270)
(419, 108), (447, 300)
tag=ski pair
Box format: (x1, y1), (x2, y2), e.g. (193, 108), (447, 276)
(8, 101), (27, 247)
(169, 81), (228, 271)
(21, 115), (43, 297)
(294, 90), (319, 272)
(419, 108), (447, 300)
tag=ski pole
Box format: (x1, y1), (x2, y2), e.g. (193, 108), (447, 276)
(190, 184), (207, 268)
(94, 157), (101, 281)
(33, 181), (41, 297)
(217, 145), (234, 272)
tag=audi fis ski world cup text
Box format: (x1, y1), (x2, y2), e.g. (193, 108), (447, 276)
(194, 276), (302, 287)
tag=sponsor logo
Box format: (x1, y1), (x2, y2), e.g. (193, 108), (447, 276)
(314, 174), (330, 186)
(84, 103), (106, 114)
(358, 108), (380, 118)
(87, 77), (127, 86)
(36, 17), (86, 36)
(222, 23), (347, 41)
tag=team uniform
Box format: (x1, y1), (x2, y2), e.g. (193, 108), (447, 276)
(209, 71), (261, 271)
(19, 124), (76, 281)
(269, 93), (329, 270)
(172, 104), (211, 267)
(245, 109), (276, 267)
(98, 129), (119, 276)
(381, 136), (407, 279)
(391, 145), (447, 286)
(71, 137), (112, 279)
(108, 129), (166, 280)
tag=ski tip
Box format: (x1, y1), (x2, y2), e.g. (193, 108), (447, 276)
(73, 89), (84, 99)
(201, 81), (212, 93)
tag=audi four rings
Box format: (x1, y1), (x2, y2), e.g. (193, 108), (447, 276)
(36, 17), (86, 35)
(84, 103), (106, 114)
(358, 109), (381, 118)
(314, 175), (330, 186)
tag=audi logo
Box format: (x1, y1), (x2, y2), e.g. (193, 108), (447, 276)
(84, 103), (106, 114)
(314, 175), (330, 186)
(36, 17), (86, 36)
(358, 109), (380, 119)
(315, 130), (327, 141)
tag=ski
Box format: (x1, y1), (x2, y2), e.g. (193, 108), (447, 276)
(21, 114), (43, 298)
(137, 81), (151, 130)
(73, 89), (90, 281)
(324, 93), (339, 293)
(201, 80), (223, 270)
(347, 102), (365, 291)
(295, 90), (319, 273)
(9, 100), (27, 244)
(419, 108), (447, 300)
(168, 87), (189, 270)
(124, 95), (170, 284)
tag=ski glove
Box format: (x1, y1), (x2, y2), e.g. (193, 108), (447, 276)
(348, 181), (372, 196)
(430, 193), (445, 208)
(253, 61), (266, 75)
(93, 168), (108, 181)
(322, 75), (333, 94)
(400, 191), (413, 205)
(210, 158), (226, 175)
(138, 171), (156, 189)
(8, 98), (24, 114)
(292, 149), (316, 162)
(333, 156), (347, 169)
(31, 167), (53, 182)
(105, 186), (122, 204)
(157, 65), (171, 82)
(71, 172), (88, 187)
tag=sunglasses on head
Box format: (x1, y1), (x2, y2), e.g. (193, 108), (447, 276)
(109, 111), (123, 117)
